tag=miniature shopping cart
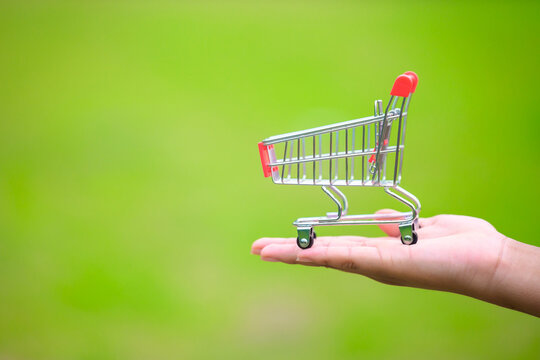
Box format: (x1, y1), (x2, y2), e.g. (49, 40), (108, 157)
(258, 72), (421, 249)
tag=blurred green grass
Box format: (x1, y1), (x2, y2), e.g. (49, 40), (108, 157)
(0, 0), (539, 359)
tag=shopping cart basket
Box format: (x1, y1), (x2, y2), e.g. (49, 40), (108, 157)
(258, 71), (421, 249)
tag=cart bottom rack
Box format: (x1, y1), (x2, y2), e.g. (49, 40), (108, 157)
(293, 185), (420, 249)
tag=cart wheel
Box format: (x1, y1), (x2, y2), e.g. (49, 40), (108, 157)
(296, 236), (313, 249)
(297, 231), (315, 249)
(400, 231), (418, 245)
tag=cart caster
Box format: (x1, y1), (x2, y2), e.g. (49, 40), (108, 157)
(399, 223), (418, 245)
(297, 227), (316, 249)
(400, 231), (418, 245)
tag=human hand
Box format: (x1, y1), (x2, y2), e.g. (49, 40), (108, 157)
(252, 210), (540, 316)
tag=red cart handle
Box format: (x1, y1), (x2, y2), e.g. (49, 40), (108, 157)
(404, 71), (418, 93)
(390, 71), (418, 97)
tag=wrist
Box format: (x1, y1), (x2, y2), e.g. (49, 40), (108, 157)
(483, 237), (540, 316)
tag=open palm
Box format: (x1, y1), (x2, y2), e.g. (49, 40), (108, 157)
(252, 210), (507, 298)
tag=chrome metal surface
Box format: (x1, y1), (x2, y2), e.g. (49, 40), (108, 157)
(262, 113), (402, 145)
(293, 185), (420, 228)
(321, 185), (348, 221)
(263, 95), (409, 187)
(260, 79), (420, 243)
(296, 227), (313, 249)
(399, 223), (414, 245)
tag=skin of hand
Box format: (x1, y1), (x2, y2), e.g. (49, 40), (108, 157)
(251, 210), (540, 317)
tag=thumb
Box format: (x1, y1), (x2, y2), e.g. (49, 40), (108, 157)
(375, 209), (402, 237)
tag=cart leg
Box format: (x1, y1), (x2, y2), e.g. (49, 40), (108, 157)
(399, 222), (418, 245)
(385, 186), (420, 245)
(296, 226), (316, 249)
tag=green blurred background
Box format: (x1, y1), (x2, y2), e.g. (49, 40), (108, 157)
(1, 0), (539, 359)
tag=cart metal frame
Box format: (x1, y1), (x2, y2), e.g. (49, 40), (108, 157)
(258, 72), (420, 248)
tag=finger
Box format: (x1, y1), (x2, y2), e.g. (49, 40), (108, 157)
(252, 237), (295, 255)
(258, 237), (378, 264)
(375, 209), (402, 237)
(296, 245), (393, 276)
(419, 216), (438, 228)
(376, 209), (440, 237)
(260, 242), (418, 286)
(259, 235), (402, 263)
(252, 235), (393, 255)
(260, 243), (301, 264)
